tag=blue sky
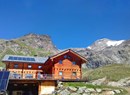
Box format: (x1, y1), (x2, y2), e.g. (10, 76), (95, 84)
(0, 0), (130, 49)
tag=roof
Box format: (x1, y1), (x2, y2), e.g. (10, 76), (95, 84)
(50, 49), (87, 63)
(2, 55), (48, 64)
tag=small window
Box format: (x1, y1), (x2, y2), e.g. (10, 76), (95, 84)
(14, 64), (18, 68)
(64, 55), (67, 58)
(28, 64), (32, 68)
(72, 62), (76, 65)
(38, 65), (42, 69)
(68, 56), (71, 59)
(59, 71), (63, 76)
(59, 60), (62, 64)
(72, 72), (76, 76)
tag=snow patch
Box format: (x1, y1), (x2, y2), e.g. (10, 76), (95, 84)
(87, 46), (92, 49)
(107, 40), (124, 46)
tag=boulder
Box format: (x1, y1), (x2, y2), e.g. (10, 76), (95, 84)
(87, 88), (96, 92)
(71, 93), (80, 95)
(68, 86), (77, 92)
(107, 82), (122, 87)
(77, 87), (84, 94)
(92, 77), (107, 85)
(105, 91), (115, 95)
(59, 89), (70, 95)
(96, 88), (102, 93)
(82, 92), (91, 95)
(85, 89), (90, 93)
(114, 90), (121, 94)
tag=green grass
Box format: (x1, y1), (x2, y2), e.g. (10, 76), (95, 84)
(64, 82), (120, 89)
(82, 64), (130, 81)
(64, 82), (106, 88)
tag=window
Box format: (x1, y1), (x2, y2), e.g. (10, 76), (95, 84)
(59, 60), (62, 64)
(28, 64), (32, 68)
(59, 71), (63, 76)
(72, 72), (76, 76)
(25, 74), (33, 79)
(38, 65), (42, 69)
(14, 64), (18, 68)
(64, 55), (67, 58)
(72, 62), (76, 65)
(68, 56), (71, 59)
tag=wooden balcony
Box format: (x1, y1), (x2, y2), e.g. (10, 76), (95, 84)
(9, 73), (81, 81)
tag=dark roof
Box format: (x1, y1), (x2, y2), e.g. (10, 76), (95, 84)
(2, 55), (48, 64)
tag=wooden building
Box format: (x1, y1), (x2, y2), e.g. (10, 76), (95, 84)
(2, 49), (87, 95)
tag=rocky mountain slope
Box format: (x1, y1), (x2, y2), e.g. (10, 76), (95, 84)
(0, 34), (129, 68)
(73, 39), (130, 68)
(0, 33), (58, 67)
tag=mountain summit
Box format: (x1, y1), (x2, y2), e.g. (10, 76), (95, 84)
(0, 33), (58, 66)
(73, 38), (130, 68)
(87, 38), (125, 51)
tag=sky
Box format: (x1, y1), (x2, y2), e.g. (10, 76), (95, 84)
(0, 0), (130, 49)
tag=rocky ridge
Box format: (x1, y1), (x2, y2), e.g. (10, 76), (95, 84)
(0, 33), (58, 66)
(0, 33), (129, 68)
(72, 39), (130, 68)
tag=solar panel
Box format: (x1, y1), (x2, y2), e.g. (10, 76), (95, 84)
(0, 72), (3, 79)
(8, 56), (13, 60)
(8, 56), (36, 62)
(26, 58), (30, 61)
(0, 71), (10, 92)
(30, 58), (35, 61)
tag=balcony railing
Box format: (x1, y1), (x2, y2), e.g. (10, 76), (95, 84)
(9, 73), (81, 80)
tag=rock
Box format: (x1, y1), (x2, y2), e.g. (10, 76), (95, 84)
(68, 86), (77, 92)
(92, 77), (107, 85)
(114, 89), (121, 94)
(71, 93), (80, 95)
(87, 88), (96, 92)
(59, 89), (70, 95)
(80, 86), (87, 90)
(77, 87), (84, 94)
(82, 93), (91, 95)
(118, 77), (130, 83)
(107, 81), (122, 87)
(85, 89), (90, 93)
(102, 88), (112, 91)
(96, 88), (102, 93)
(126, 79), (130, 86)
(58, 82), (63, 88)
(105, 91), (115, 95)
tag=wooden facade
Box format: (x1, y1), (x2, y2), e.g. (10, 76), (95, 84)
(2, 49), (87, 95)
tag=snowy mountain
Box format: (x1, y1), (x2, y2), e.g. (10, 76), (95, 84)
(72, 38), (130, 68)
(87, 38), (125, 51)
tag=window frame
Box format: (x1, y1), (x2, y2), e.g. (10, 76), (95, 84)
(72, 72), (77, 76)
(72, 61), (76, 65)
(59, 71), (63, 76)
(14, 64), (18, 69)
(28, 64), (32, 69)
(59, 60), (63, 64)
(38, 65), (42, 69)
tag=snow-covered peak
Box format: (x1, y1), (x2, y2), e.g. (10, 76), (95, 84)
(87, 46), (92, 49)
(107, 40), (124, 46)
(87, 38), (125, 51)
